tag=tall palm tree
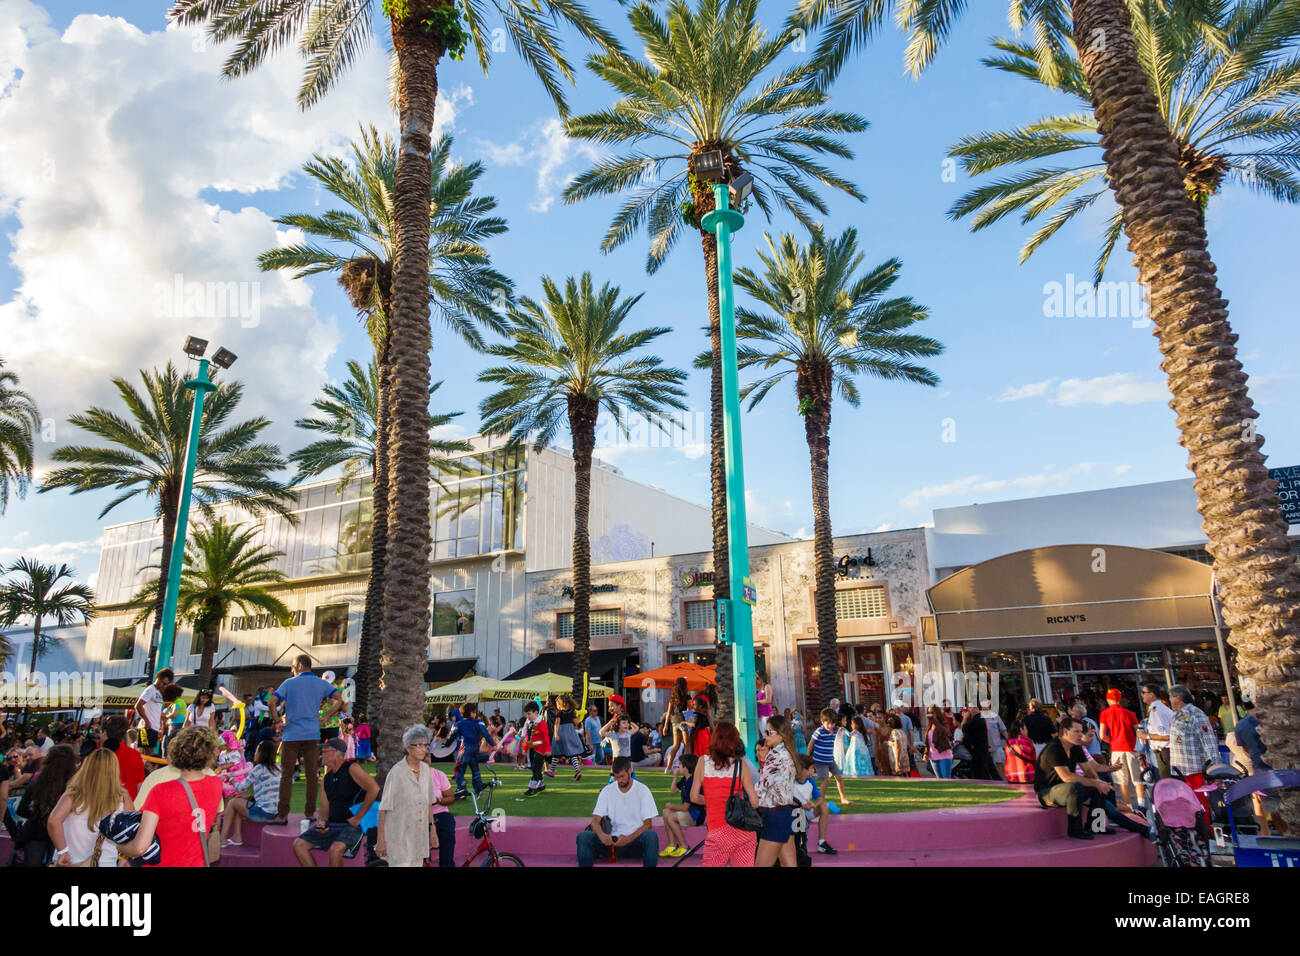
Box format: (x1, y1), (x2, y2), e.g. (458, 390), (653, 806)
(262, 128), (506, 728)
(38, 365), (293, 662)
(727, 228), (942, 710)
(562, 0), (867, 716)
(0, 358), (40, 515)
(948, 0), (1300, 283)
(172, 0), (616, 776)
(795, 0), (1300, 817)
(0, 559), (95, 717)
(131, 519), (291, 690)
(478, 274), (688, 696)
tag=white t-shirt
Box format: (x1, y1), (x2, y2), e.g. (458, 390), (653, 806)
(188, 704), (215, 726)
(137, 684), (163, 730)
(592, 779), (658, 838)
(1147, 700), (1174, 751)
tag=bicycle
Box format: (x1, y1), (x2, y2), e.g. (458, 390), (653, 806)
(460, 777), (524, 867)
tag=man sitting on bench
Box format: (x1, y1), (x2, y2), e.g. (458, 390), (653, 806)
(1035, 716), (1112, 840)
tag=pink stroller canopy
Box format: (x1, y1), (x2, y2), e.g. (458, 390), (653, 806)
(1153, 778), (1201, 829)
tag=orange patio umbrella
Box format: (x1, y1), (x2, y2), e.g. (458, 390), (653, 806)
(624, 661), (716, 692)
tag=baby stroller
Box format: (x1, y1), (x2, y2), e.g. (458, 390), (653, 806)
(950, 742), (974, 779)
(1146, 775), (1212, 867)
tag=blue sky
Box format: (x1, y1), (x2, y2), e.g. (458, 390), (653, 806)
(1, 0), (1297, 587)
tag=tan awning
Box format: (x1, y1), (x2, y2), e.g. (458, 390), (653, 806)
(927, 544), (1216, 644)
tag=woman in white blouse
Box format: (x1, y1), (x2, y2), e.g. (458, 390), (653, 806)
(185, 688), (217, 730)
(377, 724), (438, 867)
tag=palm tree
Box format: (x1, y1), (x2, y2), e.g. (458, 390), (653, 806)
(562, 0), (867, 716)
(948, 0), (1300, 283)
(478, 274), (688, 696)
(0, 358), (40, 515)
(288, 358), (472, 717)
(0, 559), (95, 717)
(728, 228), (942, 710)
(38, 365), (293, 659)
(260, 127), (506, 745)
(131, 519), (290, 690)
(172, 0), (616, 776)
(795, 0), (1300, 818)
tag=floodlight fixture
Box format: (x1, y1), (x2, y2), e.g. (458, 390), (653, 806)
(211, 347), (238, 370)
(184, 336), (209, 359)
(694, 149), (726, 183)
(728, 170), (755, 206)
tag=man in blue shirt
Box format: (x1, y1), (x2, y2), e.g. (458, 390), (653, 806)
(268, 654), (342, 824)
(449, 702), (495, 797)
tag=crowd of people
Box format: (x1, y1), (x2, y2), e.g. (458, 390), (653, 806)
(0, 656), (1276, 868)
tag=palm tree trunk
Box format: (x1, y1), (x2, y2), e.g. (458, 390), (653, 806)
(1071, 0), (1300, 819)
(29, 614), (41, 676)
(696, 180), (733, 722)
(355, 336), (390, 723)
(376, 7), (444, 779)
(799, 363), (839, 712)
(197, 614), (220, 690)
(568, 398), (598, 699)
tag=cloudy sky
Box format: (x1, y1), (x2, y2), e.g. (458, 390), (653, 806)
(2, 0), (1297, 587)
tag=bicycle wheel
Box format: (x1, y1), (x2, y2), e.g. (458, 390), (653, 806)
(481, 852), (525, 867)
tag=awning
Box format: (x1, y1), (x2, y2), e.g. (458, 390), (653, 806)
(505, 648), (636, 681)
(423, 657), (478, 683)
(927, 544), (1217, 647)
(104, 675), (205, 691)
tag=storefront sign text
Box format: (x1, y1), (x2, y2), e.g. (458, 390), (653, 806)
(561, 583), (618, 598)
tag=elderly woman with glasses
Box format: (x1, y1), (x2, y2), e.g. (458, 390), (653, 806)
(377, 724), (439, 867)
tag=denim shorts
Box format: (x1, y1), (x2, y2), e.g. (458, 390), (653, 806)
(297, 822), (362, 852)
(247, 804), (277, 822)
(758, 807), (796, 844)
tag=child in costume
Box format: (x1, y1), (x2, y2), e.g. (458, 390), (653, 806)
(217, 730), (252, 798)
(339, 718), (356, 760)
(355, 722), (371, 760)
(520, 700), (551, 797)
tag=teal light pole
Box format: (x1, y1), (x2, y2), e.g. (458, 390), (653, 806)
(155, 350), (221, 671)
(701, 181), (759, 754)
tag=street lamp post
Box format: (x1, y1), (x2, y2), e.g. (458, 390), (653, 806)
(701, 177), (759, 754)
(153, 338), (235, 672)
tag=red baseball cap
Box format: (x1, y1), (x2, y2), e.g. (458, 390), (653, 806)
(1106, 689), (1122, 701)
(609, 695), (626, 706)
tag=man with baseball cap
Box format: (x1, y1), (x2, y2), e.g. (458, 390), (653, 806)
(292, 737), (378, 867)
(1098, 689), (1144, 810)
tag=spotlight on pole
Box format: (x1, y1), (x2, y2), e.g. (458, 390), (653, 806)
(211, 347), (238, 370)
(183, 336), (209, 359)
(693, 149), (726, 183)
(728, 170), (755, 207)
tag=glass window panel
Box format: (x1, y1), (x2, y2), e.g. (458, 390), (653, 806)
(800, 646), (821, 700)
(1071, 652), (1137, 671)
(433, 589), (475, 636)
(307, 485), (326, 509)
(834, 587), (889, 620)
(685, 600), (715, 630)
(556, 609), (621, 641)
(693, 651), (717, 668)
(669, 651), (691, 665)
(486, 492), (504, 551)
(300, 508), (324, 572)
(433, 539), (456, 560)
(108, 626), (136, 661)
(189, 628), (203, 655)
(317, 505), (341, 573)
(1045, 655), (1072, 673)
(852, 645), (883, 672)
(312, 603), (349, 646)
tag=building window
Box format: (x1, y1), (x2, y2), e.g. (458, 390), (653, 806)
(433, 589), (475, 637)
(835, 586), (888, 620)
(685, 599), (716, 631)
(108, 626), (136, 661)
(189, 629), (203, 655)
(313, 603), (349, 646)
(557, 609), (622, 642)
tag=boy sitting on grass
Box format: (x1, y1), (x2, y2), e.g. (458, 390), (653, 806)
(793, 753), (837, 855)
(660, 754), (703, 857)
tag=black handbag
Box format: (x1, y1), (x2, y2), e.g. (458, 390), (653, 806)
(724, 761), (763, 832)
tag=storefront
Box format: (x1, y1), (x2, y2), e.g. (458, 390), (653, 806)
(924, 544), (1240, 718)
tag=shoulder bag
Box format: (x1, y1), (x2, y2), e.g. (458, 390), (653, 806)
(724, 761), (763, 832)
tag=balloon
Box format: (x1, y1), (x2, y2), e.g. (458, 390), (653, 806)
(216, 685), (246, 739)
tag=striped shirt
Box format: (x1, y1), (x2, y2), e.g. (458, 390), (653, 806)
(248, 764), (280, 812)
(809, 726), (838, 763)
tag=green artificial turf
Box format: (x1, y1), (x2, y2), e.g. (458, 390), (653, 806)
(280, 763), (1016, 819)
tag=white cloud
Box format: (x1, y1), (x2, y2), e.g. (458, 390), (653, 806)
(1114, 464), (1132, 476)
(1055, 374), (1165, 406)
(0, 5), (404, 460)
(477, 117), (602, 213)
(997, 379), (1056, 402)
(0, 532), (102, 569)
(872, 523), (892, 532)
(996, 374), (1165, 406)
(899, 462), (1098, 509)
